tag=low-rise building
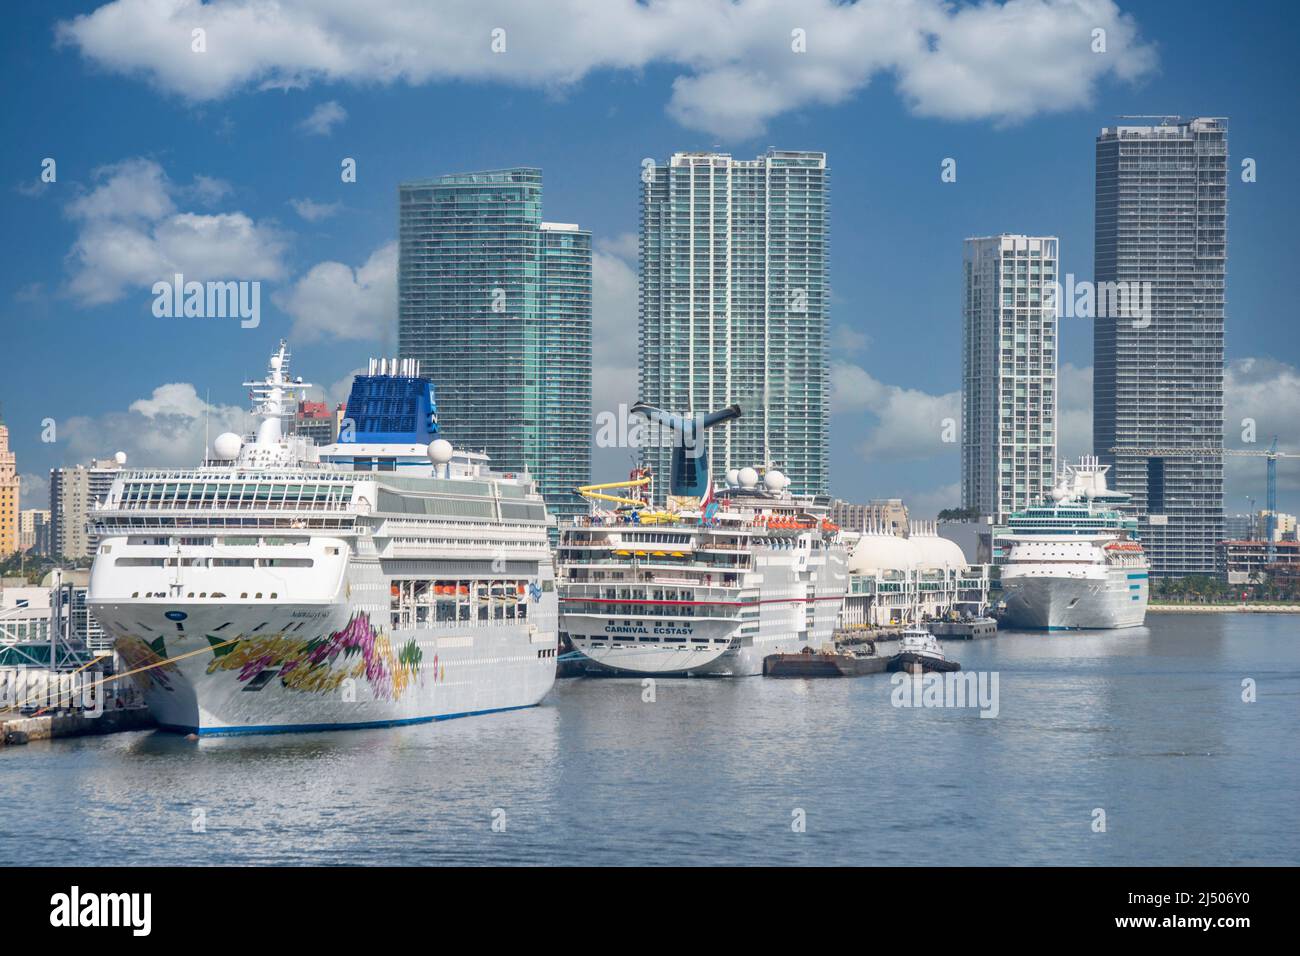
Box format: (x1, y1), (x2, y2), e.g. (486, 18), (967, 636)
(1217, 539), (1300, 585)
(830, 497), (909, 535)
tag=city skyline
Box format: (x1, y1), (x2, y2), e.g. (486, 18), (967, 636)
(2, 1), (1298, 524)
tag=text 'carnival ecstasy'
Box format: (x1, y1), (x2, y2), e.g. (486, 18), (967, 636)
(557, 402), (850, 676)
(997, 456), (1149, 630)
(87, 343), (557, 735)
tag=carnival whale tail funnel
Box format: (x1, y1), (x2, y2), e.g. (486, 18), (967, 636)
(630, 401), (741, 497)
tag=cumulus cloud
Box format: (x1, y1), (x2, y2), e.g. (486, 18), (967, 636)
(56, 0), (1157, 138)
(1224, 357), (1300, 501)
(61, 383), (246, 467)
(832, 361), (960, 461)
(289, 197), (341, 222)
(19, 473), (51, 509)
(298, 100), (347, 135)
(590, 233), (640, 477)
(274, 241), (397, 345)
(63, 158), (288, 306)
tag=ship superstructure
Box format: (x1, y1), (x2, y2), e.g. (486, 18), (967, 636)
(997, 456), (1149, 630)
(86, 345), (557, 734)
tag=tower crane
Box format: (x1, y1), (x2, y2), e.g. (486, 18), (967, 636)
(1107, 438), (1299, 559)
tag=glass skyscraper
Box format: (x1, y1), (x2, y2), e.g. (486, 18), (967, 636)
(638, 150), (829, 501)
(398, 169), (592, 528)
(1094, 117), (1227, 577)
(962, 235), (1059, 521)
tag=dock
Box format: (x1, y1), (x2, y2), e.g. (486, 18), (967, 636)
(0, 707), (155, 747)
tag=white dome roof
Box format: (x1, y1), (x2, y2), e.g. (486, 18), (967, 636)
(910, 533), (968, 570)
(849, 532), (917, 573)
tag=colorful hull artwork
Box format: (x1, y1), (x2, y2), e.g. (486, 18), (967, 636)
(110, 608), (556, 735)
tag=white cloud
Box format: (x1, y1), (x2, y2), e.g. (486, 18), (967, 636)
(298, 100), (347, 136)
(289, 197), (341, 222)
(1225, 358), (1300, 502)
(57, 0), (1158, 139)
(61, 383), (246, 467)
(64, 158), (288, 306)
(591, 234), (640, 478)
(19, 473), (51, 509)
(1057, 361), (1092, 463)
(832, 361), (960, 461)
(274, 241), (397, 345)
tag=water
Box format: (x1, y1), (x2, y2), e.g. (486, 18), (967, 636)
(2, 613), (1297, 866)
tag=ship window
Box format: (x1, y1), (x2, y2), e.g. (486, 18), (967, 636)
(215, 622), (231, 630)
(255, 593), (263, 599)
(240, 593), (248, 599)
(252, 622), (268, 632)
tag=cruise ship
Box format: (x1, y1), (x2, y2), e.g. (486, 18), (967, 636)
(556, 402), (849, 676)
(997, 456), (1149, 630)
(86, 343), (557, 735)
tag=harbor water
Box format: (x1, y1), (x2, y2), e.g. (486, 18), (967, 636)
(1, 612), (1296, 866)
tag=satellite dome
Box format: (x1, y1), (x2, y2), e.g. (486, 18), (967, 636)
(270, 355), (282, 370)
(763, 469), (787, 491)
(738, 467), (759, 488)
(113, 451), (127, 465)
(427, 438), (454, 464)
(213, 432), (242, 460)
(725, 469), (740, 487)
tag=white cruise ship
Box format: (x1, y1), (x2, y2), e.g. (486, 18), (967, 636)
(558, 399), (848, 676)
(86, 344), (557, 735)
(997, 456), (1149, 630)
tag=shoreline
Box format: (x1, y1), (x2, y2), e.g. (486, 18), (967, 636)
(1147, 603), (1300, 613)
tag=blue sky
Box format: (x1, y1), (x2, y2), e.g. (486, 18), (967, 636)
(3, 0), (1299, 517)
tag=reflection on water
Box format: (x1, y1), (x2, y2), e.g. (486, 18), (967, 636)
(2, 613), (1296, 865)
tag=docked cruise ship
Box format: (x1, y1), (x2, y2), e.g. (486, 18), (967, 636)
(86, 344), (557, 735)
(997, 456), (1149, 630)
(557, 402), (849, 676)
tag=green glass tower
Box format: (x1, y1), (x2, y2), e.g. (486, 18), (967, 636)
(398, 169), (592, 528)
(638, 150), (829, 501)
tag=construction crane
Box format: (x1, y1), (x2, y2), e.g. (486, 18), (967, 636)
(1108, 438), (1300, 557)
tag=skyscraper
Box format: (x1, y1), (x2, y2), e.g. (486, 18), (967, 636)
(962, 235), (1059, 521)
(49, 457), (122, 561)
(638, 150), (829, 500)
(1094, 117), (1227, 577)
(0, 419), (17, 557)
(398, 169), (592, 528)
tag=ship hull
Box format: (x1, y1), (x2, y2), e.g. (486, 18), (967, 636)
(93, 593), (557, 735)
(1000, 570), (1148, 630)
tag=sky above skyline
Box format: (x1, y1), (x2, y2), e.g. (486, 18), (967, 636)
(3, 0), (1299, 518)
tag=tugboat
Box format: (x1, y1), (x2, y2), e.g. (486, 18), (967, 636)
(888, 627), (960, 674)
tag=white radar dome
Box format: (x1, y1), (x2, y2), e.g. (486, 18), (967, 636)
(763, 469), (787, 491)
(738, 467), (759, 489)
(113, 451), (127, 465)
(725, 469), (740, 487)
(427, 438), (454, 464)
(213, 432), (243, 460)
